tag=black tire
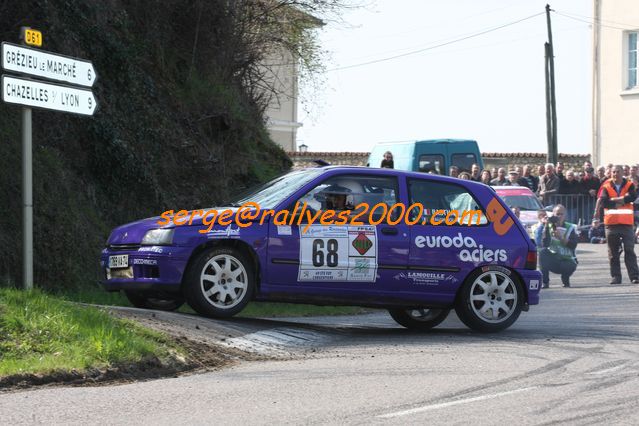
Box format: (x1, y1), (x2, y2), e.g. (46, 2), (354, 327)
(454, 267), (525, 332)
(388, 308), (450, 330)
(184, 247), (255, 318)
(124, 291), (184, 311)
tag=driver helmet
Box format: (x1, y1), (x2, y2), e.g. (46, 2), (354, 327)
(318, 184), (352, 210)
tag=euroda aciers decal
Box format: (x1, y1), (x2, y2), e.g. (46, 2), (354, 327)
(414, 232), (507, 263)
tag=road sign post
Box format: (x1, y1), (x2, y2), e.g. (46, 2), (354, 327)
(22, 105), (33, 290)
(1, 28), (98, 290)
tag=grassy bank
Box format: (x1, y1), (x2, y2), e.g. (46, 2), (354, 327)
(0, 289), (180, 378)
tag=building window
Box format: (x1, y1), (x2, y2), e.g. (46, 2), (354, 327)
(628, 32), (638, 89)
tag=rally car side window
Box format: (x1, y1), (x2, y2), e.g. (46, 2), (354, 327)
(408, 179), (488, 226)
(293, 175), (399, 224)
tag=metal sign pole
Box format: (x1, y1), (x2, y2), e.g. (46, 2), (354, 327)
(22, 105), (33, 290)
(19, 27), (33, 290)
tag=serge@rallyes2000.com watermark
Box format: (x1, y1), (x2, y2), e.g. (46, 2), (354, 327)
(156, 201), (486, 234)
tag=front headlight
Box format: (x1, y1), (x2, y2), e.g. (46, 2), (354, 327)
(141, 229), (175, 245)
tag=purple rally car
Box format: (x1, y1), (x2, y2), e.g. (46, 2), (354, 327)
(101, 166), (542, 332)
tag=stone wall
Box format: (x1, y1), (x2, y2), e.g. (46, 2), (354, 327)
(481, 153), (592, 172)
(288, 152), (370, 169)
(287, 151), (592, 172)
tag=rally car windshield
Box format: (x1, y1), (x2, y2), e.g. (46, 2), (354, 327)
(227, 168), (324, 209)
(502, 195), (543, 211)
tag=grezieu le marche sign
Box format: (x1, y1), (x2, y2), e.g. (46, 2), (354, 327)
(2, 74), (97, 116)
(2, 42), (97, 87)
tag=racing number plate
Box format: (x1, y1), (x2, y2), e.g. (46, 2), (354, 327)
(108, 254), (129, 268)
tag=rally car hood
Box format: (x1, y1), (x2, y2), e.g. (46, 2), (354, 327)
(519, 210), (538, 227)
(107, 216), (167, 245)
(107, 207), (248, 244)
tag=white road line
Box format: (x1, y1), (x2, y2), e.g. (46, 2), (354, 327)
(377, 387), (538, 419)
(586, 364), (627, 376)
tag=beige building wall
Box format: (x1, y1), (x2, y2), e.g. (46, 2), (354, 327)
(261, 48), (301, 152)
(593, 0), (639, 166)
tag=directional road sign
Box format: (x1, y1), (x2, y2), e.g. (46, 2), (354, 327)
(2, 42), (97, 87)
(2, 75), (97, 116)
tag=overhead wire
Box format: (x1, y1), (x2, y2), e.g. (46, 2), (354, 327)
(327, 11), (545, 72)
(553, 10), (639, 31)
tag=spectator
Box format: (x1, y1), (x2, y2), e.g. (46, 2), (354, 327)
(504, 170), (521, 186)
(581, 167), (601, 197)
(531, 209), (547, 239)
(520, 165), (539, 192)
(491, 167), (498, 179)
(449, 165), (459, 178)
(458, 171), (471, 180)
(490, 168), (507, 186)
(470, 163), (481, 182)
(630, 164), (639, 180)
(538, 163), (560, 206)
(559, 170), (583, 195)
(537, 164), (546, 180)
(596, 165), (607, 181)
(605, 164), (613, 179)
(535, 204), (578, 288)
(593, 165), (639, 284)
(380, 151), (394, 169)
(511, 206), (521, 219)
(480, 170), (492, 185)
(589, 225), (606, 244)
(556, 161), (565, 177)
(624, 164), (631, 177)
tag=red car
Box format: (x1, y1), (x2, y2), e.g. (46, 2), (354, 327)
(494, 186), (546, 237)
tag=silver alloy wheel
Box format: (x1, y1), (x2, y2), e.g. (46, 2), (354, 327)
(469, 270), (518, 324)
(407, 308), (442, 321)
(200, 254), (248, 309)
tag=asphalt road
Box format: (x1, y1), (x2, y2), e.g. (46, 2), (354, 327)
(2, 244), (639, 424)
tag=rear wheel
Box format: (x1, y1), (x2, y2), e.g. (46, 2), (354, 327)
(124, 291), (184, 311)
(455, 268), (524, 332)
(388, 308), (450, 330)
(184, 247), (255, 318)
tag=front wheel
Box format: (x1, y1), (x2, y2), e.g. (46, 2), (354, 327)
(455, 268), (524, 332)
(184, 247), (255, 318)
(388, 308), (450, 330)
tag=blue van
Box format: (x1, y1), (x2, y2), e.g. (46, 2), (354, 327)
(367, 139), (483, 174)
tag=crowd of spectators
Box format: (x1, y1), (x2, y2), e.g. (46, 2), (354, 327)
(463, 161), (639, 245)
(470, 161), (638, 200)
(380, 154), (639, 241)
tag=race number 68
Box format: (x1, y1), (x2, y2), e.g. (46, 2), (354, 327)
(312, 238), (339, 267)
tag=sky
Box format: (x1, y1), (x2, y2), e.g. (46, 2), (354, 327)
(296, 0), (593, 155)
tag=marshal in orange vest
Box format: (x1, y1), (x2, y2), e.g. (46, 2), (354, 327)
(601, 179), (635, 226)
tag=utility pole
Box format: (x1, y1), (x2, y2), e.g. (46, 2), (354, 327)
(544, 42), (553, 164)
(545, 4), (558, 164)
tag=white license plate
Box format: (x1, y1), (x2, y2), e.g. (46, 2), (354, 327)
(108, 254), (129, 268)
